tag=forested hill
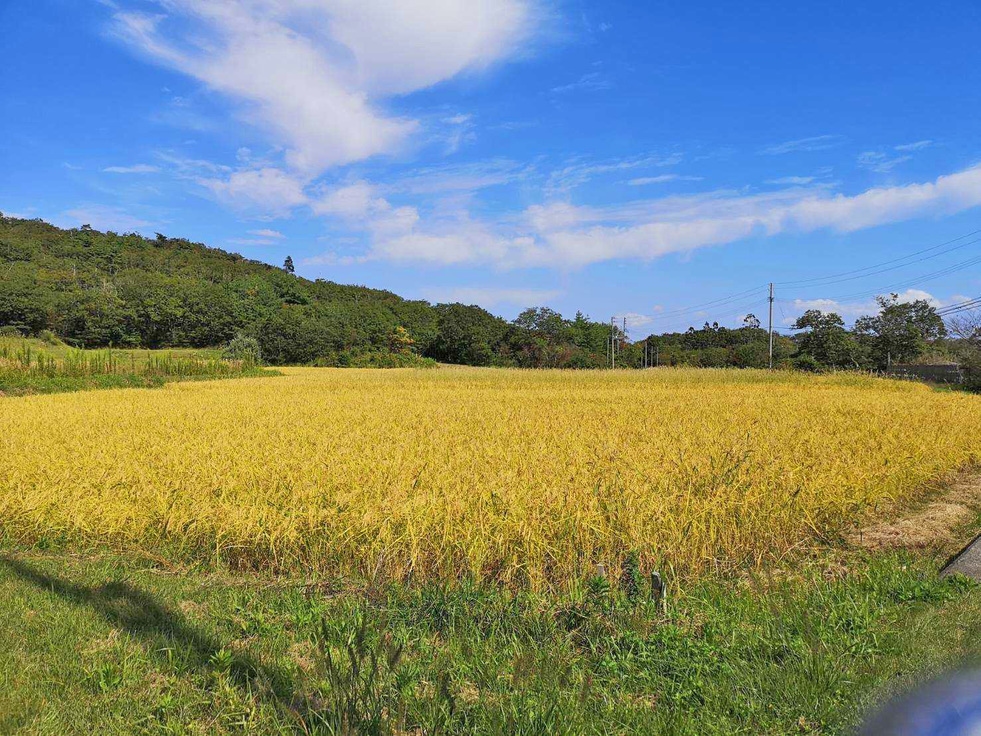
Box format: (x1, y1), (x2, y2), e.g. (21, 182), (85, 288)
(0, 215), (615, 367)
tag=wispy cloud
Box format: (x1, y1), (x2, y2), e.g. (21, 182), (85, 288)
(63, 205), (156, 232)
(387, 159), (531, 196)
(895, 140), (933, 152)
(759, 135), (844, 155)
(765, 175), (816, 185)
(441, 112), (477, 154)
(488, 120), (539, 131)
(546, 152), (682, 194)
(103, 164), (160, 174)
(421, 286), (561, 308)
(227, 237), (280, 246)
(355, 164), (981, 269)
(628, 174), (702, 186)
(550, 71), (610, 94)
(857, 150), (912, 173)
(614, 312), (655, 329)
(108, 0), (540, 176)
(199, 168), (308, 218)
(248, 228), (285, 239)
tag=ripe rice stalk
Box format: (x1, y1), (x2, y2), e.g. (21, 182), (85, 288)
(0, 367), (979, 589)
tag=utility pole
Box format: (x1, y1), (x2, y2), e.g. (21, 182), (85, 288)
(768, 282), (774, 370)
(610, 317), (616, 369)
(622, 317), (627, 368)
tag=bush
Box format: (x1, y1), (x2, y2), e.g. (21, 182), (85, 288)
(37, 329), (61, 345)
(961, 349), (981, 393)
(793, 354), (822, 373)
(222, 334), (262, 365)
(312, 350), (436, 369)
(0, 325), (25, 337)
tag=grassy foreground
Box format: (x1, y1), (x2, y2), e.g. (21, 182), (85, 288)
(1, 547), (979, 735)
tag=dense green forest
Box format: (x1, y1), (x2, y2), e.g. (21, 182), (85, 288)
(0, 215), (619, 368)
(0, 214), (971, 372)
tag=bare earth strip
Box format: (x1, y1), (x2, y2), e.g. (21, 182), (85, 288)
(851, 468), (981, 552)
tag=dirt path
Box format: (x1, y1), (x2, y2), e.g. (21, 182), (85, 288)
(850, 468), (981, 552)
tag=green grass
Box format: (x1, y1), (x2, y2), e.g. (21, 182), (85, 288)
(1, 547), (979, 735)
(0, 336), (274, 396)
(0, 336), (224, 364)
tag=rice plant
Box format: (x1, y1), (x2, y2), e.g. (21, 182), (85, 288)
(1, 367), (979, 588)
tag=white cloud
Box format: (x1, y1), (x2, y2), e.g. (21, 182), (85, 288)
(441, 112), (477, 154)
(63, 205), (156, 232)
(109, 0), (538, 175)
(614, 312), (654, 329)
(546, 152), (682, 194)
(550, 71), (610, 94)
(103, 164), (161, 174)
(788, 290), (958, 323)
(628, 174), (702, 186)
(227, 237), (279, 246)
(312, 181), (385, 219)
(199, 167), (308, 217)
(248, 228), (285, 239)
(765, 175), (816, 185)
(895, 140), (933, 152)
(359, 164), (981, 269)
(388, 159), (529, 196)
(759, 135), (844, 155)
(857, 151), (912, 174)
(422, 286), (560, 307)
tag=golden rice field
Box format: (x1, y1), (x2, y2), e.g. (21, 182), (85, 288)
(2, 367), (980, 587)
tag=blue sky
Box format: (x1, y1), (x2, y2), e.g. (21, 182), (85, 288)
(3, 0), (981, 336)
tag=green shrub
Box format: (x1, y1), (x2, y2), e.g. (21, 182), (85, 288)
(793, 354), (822, 373)
(222, 334), (262, 365)
(0, 325), (24, 337)
(961, 348), (981, 392)
(312, 350), (436, 369)
(37, 329), (61, 345)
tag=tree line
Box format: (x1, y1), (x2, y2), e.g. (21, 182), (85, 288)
(1, 215), (975, 373)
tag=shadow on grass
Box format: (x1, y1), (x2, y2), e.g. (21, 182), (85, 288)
(0, 556), (303, 718)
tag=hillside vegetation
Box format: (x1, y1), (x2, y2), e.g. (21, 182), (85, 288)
(3, 214), (974, 375)
(0, 216), (621, 368)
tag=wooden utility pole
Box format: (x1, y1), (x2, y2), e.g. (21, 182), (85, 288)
(768, 282), (774, 369)
(610, 317), (616, 369)
(622, 317), (627, 367)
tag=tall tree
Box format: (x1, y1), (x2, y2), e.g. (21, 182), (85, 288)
(283, 255), (295, 275)
(792, 310), (862, 369)
(854, 294), (946, 368)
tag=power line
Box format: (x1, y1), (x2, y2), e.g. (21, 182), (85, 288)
(775, 229), (981, 288)
(938, 296), (981, 316)
(639, 226), (981, 336)
(653, 296), (770, 333)
(652, 284), (769, 320)
(795, 251), (981, 305)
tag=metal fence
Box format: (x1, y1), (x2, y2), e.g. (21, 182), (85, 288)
(884, 364), (964, 384)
